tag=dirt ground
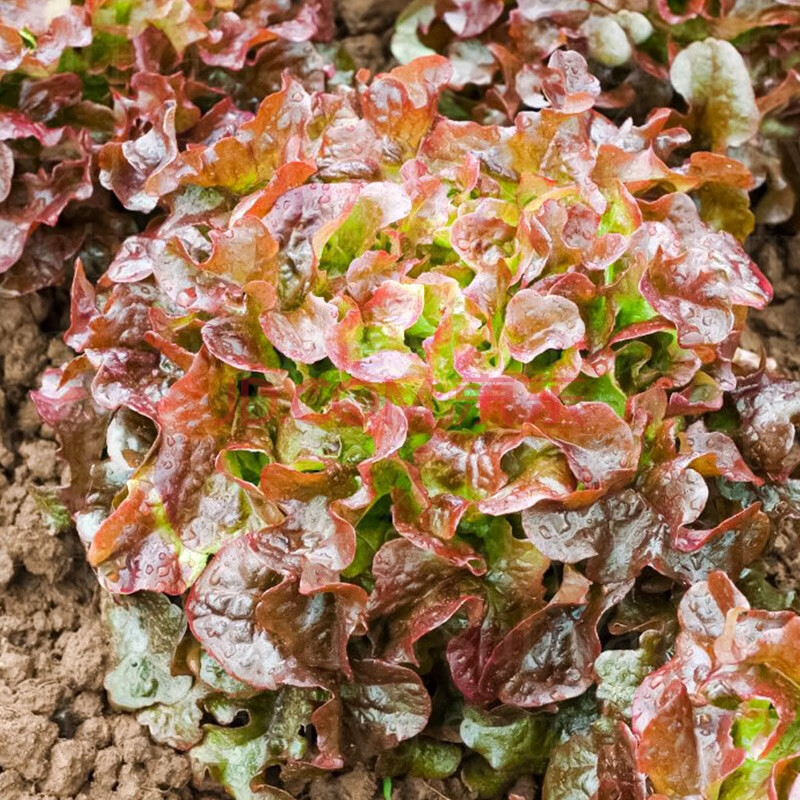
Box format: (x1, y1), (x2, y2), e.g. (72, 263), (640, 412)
(746, 230), (800, 593)
(747, 230), (800, 378)
(1, 2), (800, 796)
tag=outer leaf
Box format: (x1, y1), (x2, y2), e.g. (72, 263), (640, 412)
(522, 489), (769, 585)
(186, 531), (335, 691)
(670, 39), (760, 151)
(543, 719), (646, 800)
(191, 690), (316, 800)
(594, 632), (665, 719)
(367, 538), (482, 665)
(376, 736), (462, 779)
(735, 376), (800, 482)
(313, 659), (432, 766)
(460, 705), (553, 772)
(478, 571), (604, 707)
(502, 289), (586, 363)
(104, 592), (192, 711)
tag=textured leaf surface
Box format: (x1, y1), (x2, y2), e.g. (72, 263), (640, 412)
(26, 26), (800, 799)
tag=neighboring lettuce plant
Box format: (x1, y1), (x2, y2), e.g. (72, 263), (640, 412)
(0, 0), (341, 294)
(393, 0), (800, 224)
(32, 51), (800, 798)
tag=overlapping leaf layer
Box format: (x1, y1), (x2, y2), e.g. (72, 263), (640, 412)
(393, 0), (800, 225)
(14, 8), (800, 797)
(0, 0), (341, 294)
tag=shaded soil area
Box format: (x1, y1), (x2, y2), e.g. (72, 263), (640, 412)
(747, 230), (800, 593)
(335, 0), (405, 72)
(747, 229), (800, 378)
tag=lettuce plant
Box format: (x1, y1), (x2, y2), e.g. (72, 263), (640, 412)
(393, 0), (800, 224)
(32, 50), (800, 799)
(632, 571), (800, 799)
(0, 0), (342, 294)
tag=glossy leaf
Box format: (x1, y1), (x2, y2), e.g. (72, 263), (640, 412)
(25, 32), (800, 800)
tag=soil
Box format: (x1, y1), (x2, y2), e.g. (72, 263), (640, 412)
(335, 0), (400, 75)
(747, 229), (800, 378)
(1, 6), (800, 798)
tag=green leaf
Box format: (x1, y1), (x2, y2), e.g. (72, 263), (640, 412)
(137, 683), (207, 750)
(553, 692), (602, 741)
(613, 288), (658, 333)
(103, 593), (214, 750)
(31, 487), (72, 533)
(460, 706), (553, 773)
(542, 729), (598, 800)
(562, 374), (627, 418)
(390, 0), (437, 64)
(103, 592), (193, 710)
(458, 706), (556, 798)
(695, 183), (754, 242)
(461, 753), (518, 799)
(319, 199), (386, 277)
(377, 736), (462, 779)
(342, 497), (392, 581)
(224, 450), (270, 487)
(584, 16), (632, 68)
(731, 700), (773, 751)
(19, 28), (37, 49)
(721, 715), (800, 800)
(737, 565), (797, 612)
(192, 718), (271, 800)
(594, 631), (665, 718)
(670, 38), (760, 150)
(191, 690), (315, 800)
(721, 759), (775, 800)
(198, 650), (252, 696)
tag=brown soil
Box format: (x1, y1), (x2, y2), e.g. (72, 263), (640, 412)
(747, 229), (800, 378)
(335, 0), (400, 75)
